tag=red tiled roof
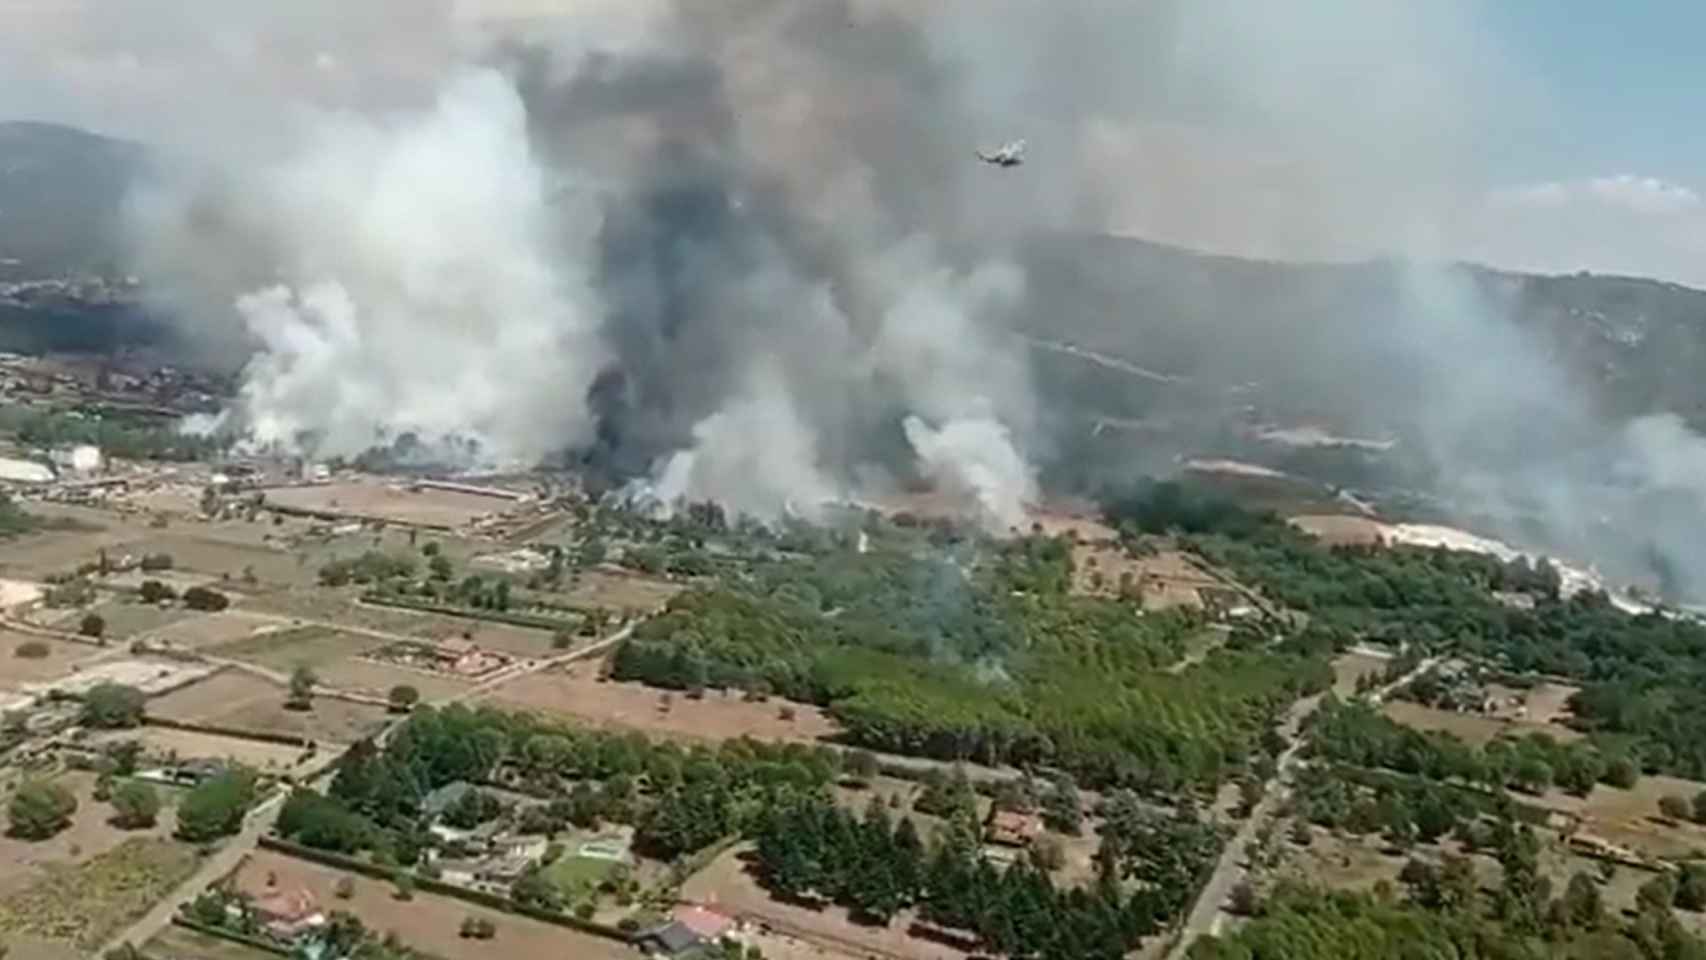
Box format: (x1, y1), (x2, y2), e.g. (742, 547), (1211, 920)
(672, 903), (734, 939)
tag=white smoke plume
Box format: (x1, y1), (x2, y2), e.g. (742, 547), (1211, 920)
(902, 415), (1036, 531)
(139, 68), (607, 465)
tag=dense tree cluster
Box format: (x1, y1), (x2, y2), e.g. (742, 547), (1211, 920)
(176, 767), (259, 842)
(319, 551), (417, 587)
(1307, 698), (1630, 797)
(749, 790), (1216, 960)
(615, 540), (1326, 791)
(1106, 482), (1706, 780)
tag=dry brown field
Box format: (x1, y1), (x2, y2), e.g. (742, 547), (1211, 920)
(1289, 514), (1390, 546)
(208, 625), (374, 673)
(235, 590), (562, 656)
(149, 669), (388, 744)
(483, 666), (840, 745)
(1381, 700), (1584, 748)
(683, 844), (975, 960)
(0, 836), (199, 953)
(232, 849), (633, 960)
(144, 925), (280, 960)
(1533, 773), (1706, 860)
(1331, 650), (1389, 697)
(562, 569), (683, 613)
(109, 533), (308, 585)
(261, 482), (514, 528)
(0, 771), (182, 900)
(49, 597), (190, 641)
(93, 726), (308, 773)
(1, 631), (106, 688)
(145, 610), (287, 649)
(324, 657), (473, 701)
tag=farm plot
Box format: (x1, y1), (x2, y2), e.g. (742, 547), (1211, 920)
(108, 534), (306, 586)
(208, 625), (373, 673)
(1533, 773), (1706, 860)
(49, 597), (190, 641)
(95, 726), (309, 773)
(145, 611), (287, 650)
(0, 771), (181, 899)
(1, 631), (105, 689)
(261, 482), (514, 529)
(149, 669), (388, 744)
(483, 666), (839, 746)
(0, 837), (199, 951)
(321, 656), (472, 702)
(683, 843), (974, 960)
(1331, 649), (1390, 697)
(1382, 699), (1585, 749)
(232, 849), (633, 960)
(561, 570), (682, 613)
(236, 591), (561, 656)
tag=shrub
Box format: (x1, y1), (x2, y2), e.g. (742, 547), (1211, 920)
(181, 587), (229, 612)
(387, 685), (420, 714)
(138, 580), (176, 604)
(335, 876), (356, 900)
(14, 641), (50, 659)
(109, 781), (161, 829)
(139, 553), (174, 572)
(79, 613), (105, 639)
(8, 779), (78, 840)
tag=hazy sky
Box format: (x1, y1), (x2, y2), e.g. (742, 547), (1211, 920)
(0, 0), (1700, 286)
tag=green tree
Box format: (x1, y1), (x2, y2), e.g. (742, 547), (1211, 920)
(181, 586), (229, 611)
(109, 781), (161, 829)
(429, 554), (453, 581)
(138, 580), (176, 604)
(387, 685), (420, 714)
(287, 665), (317, 710)
(79, 613), (105, 639)
(1677, 864), (1706, 912)
(80, 683), (145, 729)
(1042, 775), (1083, 835)
(176, 768), (258, 842)
(7, 780), (77, 839)
(1660, 795), (1691, 822)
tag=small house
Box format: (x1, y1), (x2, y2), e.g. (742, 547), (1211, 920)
(251, 887), (325, 941)
(491, 833), (549, 862)
(634, 921), (702, 957)
(984, 809), (1041, 848)
(672, 903), (736, 941)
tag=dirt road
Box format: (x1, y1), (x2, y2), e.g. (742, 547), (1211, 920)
(99, 619), (637, 953)
(1167, 654), (1439, 956)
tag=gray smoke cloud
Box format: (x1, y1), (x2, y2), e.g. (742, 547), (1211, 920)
(67, 0), (1706, 590)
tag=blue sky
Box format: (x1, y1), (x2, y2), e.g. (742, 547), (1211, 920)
(1484, 0), (1706, 184)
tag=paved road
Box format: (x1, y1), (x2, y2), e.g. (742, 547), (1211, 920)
(1167, 654), (1439, 956)
(98, 619), (638, 954)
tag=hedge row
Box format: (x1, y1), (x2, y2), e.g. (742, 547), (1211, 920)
(170, 916), (292, 957)
(360, 593), (579, 631)
(256, 835), (631, 943)
(143, 713), (315, 749)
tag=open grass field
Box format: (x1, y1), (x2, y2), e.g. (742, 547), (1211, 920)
(232, 849), (633, 960)
(1, 631), (105, 688)
(543, 853), (615, 900)
(261, 482), (515, 529)
(144, 925), (281, 960)
(683, 843), (974, 960)
(207, 625), (373, 673)
(482, 665), (840, 746)
(0, 837), (200, 951)
(148, 669), (388, 744)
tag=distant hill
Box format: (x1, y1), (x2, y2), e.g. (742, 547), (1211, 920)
(0, 121), (149, 279)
